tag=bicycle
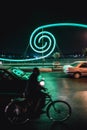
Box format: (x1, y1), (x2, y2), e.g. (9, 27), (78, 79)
(4, 91), (72, 125)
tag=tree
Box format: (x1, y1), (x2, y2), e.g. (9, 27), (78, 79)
(52, 52), (60, 60)
(52, 52), (61, 68)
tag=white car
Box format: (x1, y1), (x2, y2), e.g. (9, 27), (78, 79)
(63, 61), (87, 78)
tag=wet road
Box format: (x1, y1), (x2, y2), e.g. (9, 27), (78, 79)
(1, 71), (87, 129)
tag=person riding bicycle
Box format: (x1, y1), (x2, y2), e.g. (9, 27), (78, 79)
(24, 67), (46, 115)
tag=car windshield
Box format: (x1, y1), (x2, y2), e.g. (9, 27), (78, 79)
(70, 62), (80, 67)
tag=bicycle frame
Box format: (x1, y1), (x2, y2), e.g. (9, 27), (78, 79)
(4, 91), (72, 124)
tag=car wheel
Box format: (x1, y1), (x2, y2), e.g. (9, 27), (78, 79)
(73, 72), (81, 79)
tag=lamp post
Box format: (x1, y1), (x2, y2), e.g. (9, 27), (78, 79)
(42, 28), (45, 65)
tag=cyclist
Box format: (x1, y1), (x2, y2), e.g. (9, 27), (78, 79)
(24, 67), (46, 116)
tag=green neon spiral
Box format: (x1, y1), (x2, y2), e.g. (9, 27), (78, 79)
(0, 22), (87, 62)
(30, 30), (56, 58)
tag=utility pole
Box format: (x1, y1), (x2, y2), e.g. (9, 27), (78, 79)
(42, 28), (45, 66)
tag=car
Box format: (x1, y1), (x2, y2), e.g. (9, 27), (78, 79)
(0, 67), (32, 94)
(0, 67), (31, 107)
(0, 67), (44, 107)
(63, 61), (87, 79)
(0, 67), (32, 80)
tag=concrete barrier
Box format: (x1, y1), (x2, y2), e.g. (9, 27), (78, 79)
(39, 68), (52, 72)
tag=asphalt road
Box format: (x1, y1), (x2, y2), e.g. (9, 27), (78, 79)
(1, 71), (87, 129)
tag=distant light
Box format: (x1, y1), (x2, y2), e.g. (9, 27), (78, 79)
(0, 61), (2, 65)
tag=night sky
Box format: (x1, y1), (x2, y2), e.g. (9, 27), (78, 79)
(0, 1), (87, 58)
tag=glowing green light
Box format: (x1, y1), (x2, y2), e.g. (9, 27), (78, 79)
(0, 22), (87, 62)
(11, 67), (30, 79)
(30, 31), (56, 55)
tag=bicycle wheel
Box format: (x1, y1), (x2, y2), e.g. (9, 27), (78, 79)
(46, 100), (71, 122)
(4, 101), (29, 125)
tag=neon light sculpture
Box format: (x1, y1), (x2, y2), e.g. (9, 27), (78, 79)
(0, 23), (87, 62)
